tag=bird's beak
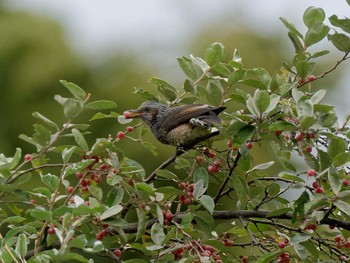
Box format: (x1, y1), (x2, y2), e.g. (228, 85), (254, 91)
(123, 109), (143, 119)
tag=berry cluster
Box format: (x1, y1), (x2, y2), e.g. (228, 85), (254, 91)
(96, 224), (109, 240)
(116, 125), (135, 140)
(311, 181), (323, 194)
(335, 235), (350, 249)
(162, 209), (174, 225)
(178, 182), (194, 206)
(277, 238), (289, 248)
(276, 252), (290, 263)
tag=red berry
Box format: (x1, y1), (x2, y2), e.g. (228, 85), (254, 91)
(224, 239), (234, 247)
(278, 241), (286, 248)
(179, 195), (186, 203)
(340, 255), (348, 261)
(295, 132), (303, 142)
(312, 181), (319, 188)
(213, 160), (221, 167)
(275, 130), (282, 136)
(344, 240), (350, 248)
(314, 187), (323, 194)
(80, 179), (88, 187)
(242, 256), (247, 263)
(165, 210), (173, 221)
(81, 186), (88, 192)
(246, 142), (253, 149)
(307, 169), (316, 176)
(329, 225), (335, 230)
(29, 199), (36, 205)
(337, 242), (343, 249)
(227, 140), (233, 148)
(67, 186), (74, 194)
(342, 178), (349, 187)
(123, 111), (131, 119)
(101, 229), (109, 237)
(196, 155), (203, 164)
(310, 133), (317, 139)
(102, 224), (109, 229)
(305, 145), (312, 153)
(208, 165), (219, 173)
(216, 260), (223, 263)
(117, 131), (125, 140)
(96, 232), (104, 240)
(113, 249), (122, 257)
(126, 126), (134, 132)
(335, 235), (342, 242)
(24, 154), (32, 162)
(183, 198), (192, 205)
(284, 239), (289, 245)
(178, 182), (187, 189)
(48, 227), (55, 235)
(308, 75), (316, 82)
(76, 172), (84, 179)
(307, 224), (317, 230)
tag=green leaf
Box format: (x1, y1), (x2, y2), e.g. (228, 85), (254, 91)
(150, 223), (165, 246)
(297, 96), (314, 117)
(0, 216), (26, 227)
(32, 112), (59, 130)
(240, 79), (267, 90)
(254, 90), (270, 117)
(100, 205), (123, 220)
(328, 166), (341, 195)
(334, 200), (350, 216)
(250, 161), (274, 172)
(199, 195), (215, 214)
(106, 187), (124, 207)
(15, 233), (28, 259)
(193, 180), (206, 199)
(206, 81), (223, 106)
(89, 185), (103, 201)
(311, 50), (329, 58)
(329, 15), (350, 33)
(85, 100), (118, 110)
(193, 166), (209, 189)
(303, 7), (325, 27)
(333, 152), (350, 167)
(63, 98), (83, 119)
(305, 23), (330, 47)
(293, 243), (308, 260)
(41, 173), (59, 191)
(290, 233), (311, 245)
(328, 33), (350, 52)
(292, 191), (310, 222)
(3, 226), (37, 245)
(279, 172), (305, 183)
(232, 175), (247, 208)
(288, 31), (304, 52)
(60, 80), (86, 101)
(204, 42), (225, 66)
(141, 141), (158, 156)
(266, 208), (292, 218)
(135, 207), (146, 241)
(156, 186), (185, 196)
(72, 128), (89, 152)
(156, 170), (178, 180)
(136, 182), (155, 196)
(33, 124), (51, 147)
(0, 147), (22, 171)
(30, 209), (51, 221)
(269, 121), (297, 131)
(212, 63), (231, 76)
(279, 17), (303, 38)
(328, 137), (346, 160)
(177, 56), (199, 81)
(233, 125), (256, 147)
(228, 69), (246, 85)
(310, 89), (326, 104)
(133, 87), (158, 101)
(150, 77), (178, 102)
(62, 146), (77, 164)
(296, 61), (315, 79)
(183, 79), (196, 94)
(257, 251), (282, 263)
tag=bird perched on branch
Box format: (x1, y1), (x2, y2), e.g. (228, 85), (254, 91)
(123, 101), (225, 149)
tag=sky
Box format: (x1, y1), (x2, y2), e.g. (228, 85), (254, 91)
(3, 0), (350, 117)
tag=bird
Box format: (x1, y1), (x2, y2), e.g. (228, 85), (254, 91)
(123, 101), (226, 149)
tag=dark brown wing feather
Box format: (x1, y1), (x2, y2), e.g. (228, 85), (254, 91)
(159, 104), (225, 132)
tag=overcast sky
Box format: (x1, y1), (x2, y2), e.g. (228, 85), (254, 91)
(4, 1), (350, 117)
(4, 1), (349, 58)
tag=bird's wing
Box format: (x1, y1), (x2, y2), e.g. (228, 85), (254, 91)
(160, 104), (225, 132)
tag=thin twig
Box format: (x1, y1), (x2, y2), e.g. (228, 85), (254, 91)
(214, 151), (241, 203)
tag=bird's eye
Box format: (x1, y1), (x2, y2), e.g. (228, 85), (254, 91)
(144, 107), (150, 112)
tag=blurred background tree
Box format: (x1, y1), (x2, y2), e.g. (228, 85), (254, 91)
(0, 1), (346, 173)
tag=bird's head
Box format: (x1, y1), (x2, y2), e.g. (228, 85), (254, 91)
(123, 101), (167, 127)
